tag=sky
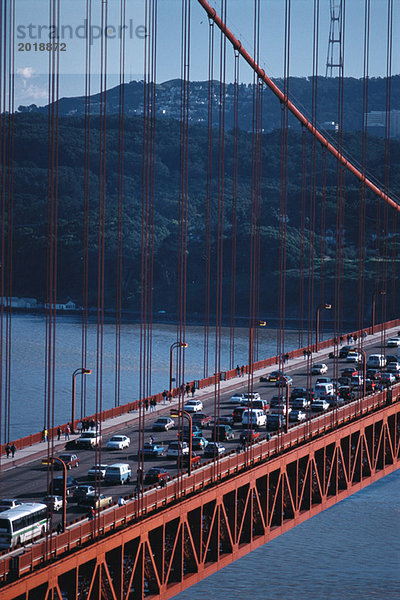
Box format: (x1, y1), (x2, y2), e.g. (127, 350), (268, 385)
(11, 0), (400, 109)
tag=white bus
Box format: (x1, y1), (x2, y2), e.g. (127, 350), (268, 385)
(0, 503), (48, 549)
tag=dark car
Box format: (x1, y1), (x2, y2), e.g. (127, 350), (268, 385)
(203, 442), (226, 458)
(366, 369), (382, 380)
(177, 452), (201, 469)
(52, 476), (79, 497)
(341, 367), (358, 378)
(338, 386), (355, 401)
(57, 453), (80, 470)
(178, 425), (203, 441)
(239, 429), (260, 443)
(385, 355), (398, 364)
(144, 467), (170, 485)
(290, 387), (307, 400)
(267, 414), (286, 431)
(0, 499), (22, 512)
(79, 493), (113, 509)
(211, 425), (235, 442)
(232, 406), (247, 423)
(339, 345), (355, 358)
(260, 370), (284, 383)
(72, 485), (96, 502)
(365, 379), (377, 392)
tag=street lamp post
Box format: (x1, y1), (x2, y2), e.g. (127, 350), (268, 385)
(359, 348), (367, 401)
(285, 379), (290, 434)
(72, 368), (92, 432)
(43, 456), (67, 532)
(371, 290), (386, 334)
(249, 320), (266, 374)
(170, 409), (193, 475)
(315, 303), (332, 352)
(169, 342), (188, 392)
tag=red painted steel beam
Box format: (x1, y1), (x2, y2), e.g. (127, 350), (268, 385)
(197, 0), (400, 213)
(1, 401), (398, 599)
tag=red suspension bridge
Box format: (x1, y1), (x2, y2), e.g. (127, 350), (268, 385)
(0, 0), (399, 599)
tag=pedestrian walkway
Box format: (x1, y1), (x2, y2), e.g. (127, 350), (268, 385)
(0, 325), (396, 473)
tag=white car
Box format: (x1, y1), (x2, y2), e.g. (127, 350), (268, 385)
(0, 499), (22, 512)
(312, 399), (330, 411)
(88, 464), (109, 479)
(152, 417), (175, 431)
(106, 435), (130, 450)
(43, 495), (63, 512)
(229, 393), (245, 404)
(167, 441), (189, 458)
(346, 351), (362, 363)
(312, 363), (328, 374)
(386, 338), (400, 348)
(183, 399), (203, 413)
(289, 409), (307, 422)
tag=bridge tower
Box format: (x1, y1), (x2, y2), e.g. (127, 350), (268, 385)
(326, 0), (343, 77)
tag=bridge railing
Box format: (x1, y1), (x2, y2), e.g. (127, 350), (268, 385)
(2, 317), (399, 457)
(0, 384), (397, 581)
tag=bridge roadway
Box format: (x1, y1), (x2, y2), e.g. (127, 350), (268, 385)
(0, 327), (398, 598)
(0, 326), (397, 531)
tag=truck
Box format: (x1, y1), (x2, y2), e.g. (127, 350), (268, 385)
(77, 429), (101, 449)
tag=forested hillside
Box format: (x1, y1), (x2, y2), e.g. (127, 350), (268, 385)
(9, 78), (400, 322)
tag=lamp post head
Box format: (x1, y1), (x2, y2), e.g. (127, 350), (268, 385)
(324, 304), (332, 309)
(181, 343), (188, 348)
(82, 368), (92, 375)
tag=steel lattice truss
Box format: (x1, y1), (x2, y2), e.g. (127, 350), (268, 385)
(2, 402), (399, 600)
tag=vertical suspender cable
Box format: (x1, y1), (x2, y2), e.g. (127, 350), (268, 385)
(333, 0), (346, 421)
(229, 49), (239, 370)
(81, 0), (92, 420)
(94, 0), (108, 526)
(358, 0), (370, 334)
(4, 0), (15, 445)
(277, 0), (290, 436)
(298, 128), (307, 349)
(175, 0), (190, 484)
(203, 18), (213, 378)
(305, 0), (319, 418)
(380, 0), (393, 349)
(44, 0), (60, 544)
(0, 0), (5, 450)
(115, 0), (126, 408)
(212, 0), (226, 468)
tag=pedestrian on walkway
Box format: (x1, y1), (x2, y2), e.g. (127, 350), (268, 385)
(57, 427), (61, 441)
(240, 366), (244, 377)
(5, 443), (10, 458)
(57, 522), (63, 534)
(185, 383), (190, 397)
(236, 364), (240, 377)
(191, 385), (195, 397)
(42, 428), (48, 442)
(64, 425), (70, 441)
(118, 496), (126, 507)
(11, 443), (16, 458)
(162, 390), (167, 404)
